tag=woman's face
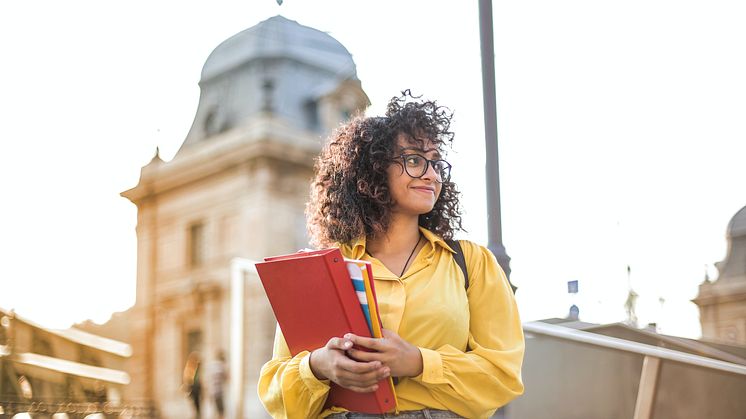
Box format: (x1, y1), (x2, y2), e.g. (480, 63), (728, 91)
(386, 133), (443, 216)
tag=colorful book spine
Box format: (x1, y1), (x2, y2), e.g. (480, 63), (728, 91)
(346, 262), (373, 333)
(346, 259), (398, 409)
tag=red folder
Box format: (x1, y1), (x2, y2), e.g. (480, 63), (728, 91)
(255, 248), (397, 413)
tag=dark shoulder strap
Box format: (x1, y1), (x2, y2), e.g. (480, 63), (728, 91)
(446, 239), (469, 290)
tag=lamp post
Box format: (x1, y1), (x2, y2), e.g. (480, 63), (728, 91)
(479, 0), (514, 290)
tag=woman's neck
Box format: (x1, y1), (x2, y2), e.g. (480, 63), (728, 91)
(366, 213), (421, 257)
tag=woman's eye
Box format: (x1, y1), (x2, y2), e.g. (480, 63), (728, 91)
(406, 156), (421, 166)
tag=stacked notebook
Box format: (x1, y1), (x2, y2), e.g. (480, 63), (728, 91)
(256, 248), (397, 413)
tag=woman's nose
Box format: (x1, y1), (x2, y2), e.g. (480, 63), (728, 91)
(421, 160), (439, 181)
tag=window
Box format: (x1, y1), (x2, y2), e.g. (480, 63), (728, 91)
(31, 332), (53, 357)
(188, 222), (206, 268)
(204, 106), (229, 136)
(724, 325), (738, 343)
(79, 347), (102, 367)
(304, 100), (320, 131)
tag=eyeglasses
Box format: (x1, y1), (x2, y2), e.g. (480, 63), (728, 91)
(394, 153), (452, 183)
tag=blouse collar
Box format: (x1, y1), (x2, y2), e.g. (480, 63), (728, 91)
(342, 226), (456, 260)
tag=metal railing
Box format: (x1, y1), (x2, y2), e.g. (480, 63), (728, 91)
(523, 321), (746, 419)
(523, 321), (746, 376)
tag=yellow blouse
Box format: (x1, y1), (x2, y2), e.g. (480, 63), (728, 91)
(258, 227), (524, 418)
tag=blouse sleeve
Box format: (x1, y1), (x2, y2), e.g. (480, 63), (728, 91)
(257, 325), (332, 418)
(410, 241), (525, 418)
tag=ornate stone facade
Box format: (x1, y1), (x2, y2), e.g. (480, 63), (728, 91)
(120, 16), (369, 418)
(694, 205), (746, 345)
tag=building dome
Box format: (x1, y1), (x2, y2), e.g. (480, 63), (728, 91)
(711, 204), (746, 283)
(178, 15), (367, 153)
(727, 205), (746, 237)
(201, 15), (357, 82)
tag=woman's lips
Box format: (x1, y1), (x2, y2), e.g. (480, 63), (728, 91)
(412, 186), (435, 194)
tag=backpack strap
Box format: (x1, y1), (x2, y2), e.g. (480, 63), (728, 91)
(446, 239), (469, 290)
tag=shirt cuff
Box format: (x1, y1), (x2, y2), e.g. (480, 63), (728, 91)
(299, 352), (331, 392)
(412, 347), (447, 384)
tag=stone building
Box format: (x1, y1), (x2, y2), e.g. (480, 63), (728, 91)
(120, 16), (369, 418)
(0, 307), (143, 417)
(694, 204), (746, 345)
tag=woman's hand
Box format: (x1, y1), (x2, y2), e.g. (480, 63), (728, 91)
(309, 336), (390, 393)
(344, 329), (424, 378)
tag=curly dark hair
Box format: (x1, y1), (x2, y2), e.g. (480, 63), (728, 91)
(306, 90), (464, 248)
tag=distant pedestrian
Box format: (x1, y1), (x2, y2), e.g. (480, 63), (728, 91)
(207, 350), (228, 418)
(183, 351), (202, 419)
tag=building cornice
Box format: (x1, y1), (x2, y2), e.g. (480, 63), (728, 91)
(693, 280), (746, 306)
(121, 115), (322, 205)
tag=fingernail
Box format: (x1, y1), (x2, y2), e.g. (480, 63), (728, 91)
(344, 333), (352, 339)
(344, 340), (352, 348)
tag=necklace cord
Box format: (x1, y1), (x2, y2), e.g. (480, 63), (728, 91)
(400, 234), (422, 277)
(366, 233), (423, 278)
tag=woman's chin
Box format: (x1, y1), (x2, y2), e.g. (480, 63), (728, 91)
(392, 205), (435, 217)
(414, 205), (438, 216)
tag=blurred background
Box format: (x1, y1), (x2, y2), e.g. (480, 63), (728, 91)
(1, 1), (745, 418)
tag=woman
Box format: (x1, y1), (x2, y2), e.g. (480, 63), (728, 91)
(258, 91), (524, 418)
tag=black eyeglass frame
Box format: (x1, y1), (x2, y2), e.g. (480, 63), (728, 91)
(393, 153), (452, 183)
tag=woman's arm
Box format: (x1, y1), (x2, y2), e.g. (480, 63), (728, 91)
(258, 327), (331, 418)
(415, 242), (524, 416)
(346, 242), (524, 418)
(258, 326), (391, 418)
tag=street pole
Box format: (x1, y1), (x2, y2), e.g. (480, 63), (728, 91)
(479, 0), (515, 290)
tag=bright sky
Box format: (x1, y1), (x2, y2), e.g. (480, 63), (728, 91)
(1, 1), (745, 339)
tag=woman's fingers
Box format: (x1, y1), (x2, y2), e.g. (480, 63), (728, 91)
(336, 369), (385, 386)
(317, 340), (390, 389)
(341, 361), (390, 380)
(335, 365), (389, 388)
(311, 336), (359, 380)
(326, 336), (353, 351)
(344, 333), (386, 351)
(346, 348), (382, 363)
(334, 353), (383, 375)
(344, 329), (423, 378)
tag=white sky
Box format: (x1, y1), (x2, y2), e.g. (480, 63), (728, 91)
(1, 1), (745, 339)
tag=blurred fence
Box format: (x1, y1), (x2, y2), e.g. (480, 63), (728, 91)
(0, 398), (156, 418)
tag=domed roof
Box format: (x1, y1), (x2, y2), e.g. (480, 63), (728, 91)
(201, 15), (357, 81)
(727, 205), (746, 237)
